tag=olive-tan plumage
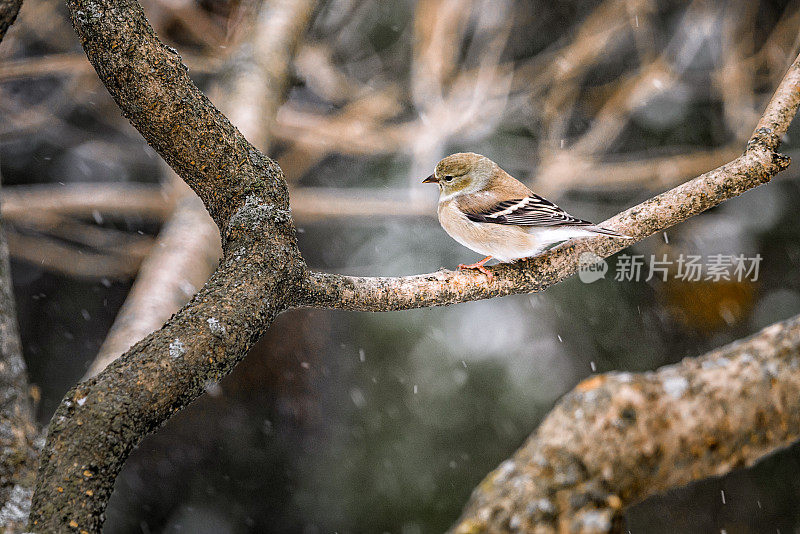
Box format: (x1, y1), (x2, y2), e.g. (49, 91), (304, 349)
(423, 152), (630, 278)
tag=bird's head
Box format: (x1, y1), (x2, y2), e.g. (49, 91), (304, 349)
(423, 152), (496, 198)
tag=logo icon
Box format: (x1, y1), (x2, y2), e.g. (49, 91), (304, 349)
(578, 252), (608, 283)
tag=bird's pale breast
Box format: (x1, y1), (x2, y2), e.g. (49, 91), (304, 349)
(438, 199), (547, 262)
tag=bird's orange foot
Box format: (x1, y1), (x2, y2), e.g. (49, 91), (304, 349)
(458, 256), (493, 281)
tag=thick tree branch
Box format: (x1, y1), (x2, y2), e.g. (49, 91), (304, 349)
(451, 314), (800, 533)
(28, 197), (305, 532)
(0, 199), (38, 534)
(66, 0), (286, 228)
(84, 188), (221, 377)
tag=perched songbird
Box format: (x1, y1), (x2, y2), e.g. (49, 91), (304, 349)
(423, 152), (630, 279)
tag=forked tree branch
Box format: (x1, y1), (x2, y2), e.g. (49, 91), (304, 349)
(85, 0), (316, 378)
(20, 0), (800, 530)
(28, 0), (306, 530)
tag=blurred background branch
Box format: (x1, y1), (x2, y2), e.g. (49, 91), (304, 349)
(4, 0), (799, 228)
(0, 5), (41, 531)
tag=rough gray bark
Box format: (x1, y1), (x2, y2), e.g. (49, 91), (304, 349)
(451, 315), (800, 533)
(0, 196), (39, 531)
(29, 199), (305, 532)
(18, 0), (800, 531)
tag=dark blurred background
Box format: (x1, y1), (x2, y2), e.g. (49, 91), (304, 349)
(3, 0), (800, 532)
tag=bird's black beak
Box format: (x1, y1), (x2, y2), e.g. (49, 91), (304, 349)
(422, 174), (438, 184)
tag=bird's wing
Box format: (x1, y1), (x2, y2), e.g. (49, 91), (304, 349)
(464, 194), (594, 227)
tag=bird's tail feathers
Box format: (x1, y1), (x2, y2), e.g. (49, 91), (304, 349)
(586, 225), (633, 239)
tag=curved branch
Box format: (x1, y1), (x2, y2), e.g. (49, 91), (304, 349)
(66, 0), (287, 227)
(298, 147), (780, 311)
(451, 314), (800, 533)
(28, 200), (305, 532)
(85, 0), (316, 377)
(0, 200), (38, 534)
(29, 0), (308, 530)
(299, 54), (800, 312)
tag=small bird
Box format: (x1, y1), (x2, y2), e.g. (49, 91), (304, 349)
(423, 152), (631, 279)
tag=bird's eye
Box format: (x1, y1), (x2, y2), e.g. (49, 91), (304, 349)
(443, 175), (453, 182)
